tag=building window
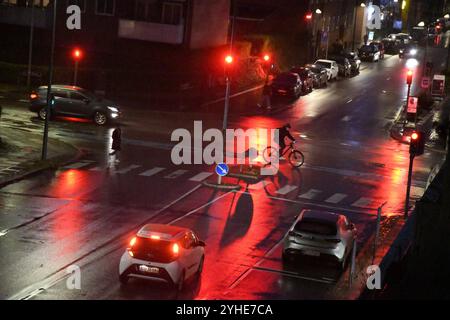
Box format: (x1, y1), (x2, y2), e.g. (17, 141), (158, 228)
(162, 2), (183, 25)
(95, 0), (115, 16)
(67, 0), (86, 12)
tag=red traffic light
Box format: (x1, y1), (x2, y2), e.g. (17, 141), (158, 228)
(406, 70), (413, 85)
(72, 48), (82, 60)
(305, 12), (313, 20)
(225, 55), (233, 64)
(411, 132), (418, 140)
(263, 54), (271, 62)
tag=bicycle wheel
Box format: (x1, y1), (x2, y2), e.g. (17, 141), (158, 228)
(289, 150), (305, 168)
(263, 146), (278, 163)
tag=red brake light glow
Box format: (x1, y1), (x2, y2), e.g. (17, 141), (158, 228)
(30, 93), (38, 99)
(150, 235), (161, 240)
(172, 243), (180, 255)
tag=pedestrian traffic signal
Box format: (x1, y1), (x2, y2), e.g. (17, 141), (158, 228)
(409, 131), (425, 156)
(406, 70), (413, 85)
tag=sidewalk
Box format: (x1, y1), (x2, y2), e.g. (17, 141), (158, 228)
(0, 126), (79, 187)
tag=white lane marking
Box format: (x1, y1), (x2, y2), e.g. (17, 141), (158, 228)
(164, 169), (188, 179)
(351, 197), (373, 208)
(248, 180), (272, 190)
(346, 99), (353, 104)
(298, 189), (322, 200)
(63, 161), (95, 169)
(139, 167), (165, 177)
(89, 166), (103, 171)
(325, 193), (348, 204)
(275, 185), (298, 195)
(169, 190), (235, 226)
(189, 172), (213, 182)
(116, 165), (141, 174)
(302, 164), (383, 181)
(202, 84), (264, 107)
(18, 99), (29, 103)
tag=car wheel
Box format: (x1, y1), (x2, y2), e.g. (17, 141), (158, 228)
(119, 274), (129, 285)
(38, 107), (48, 120)
(93, 111), (108, 126)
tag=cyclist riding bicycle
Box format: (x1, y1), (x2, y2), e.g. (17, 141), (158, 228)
(278, 123), (296, 153)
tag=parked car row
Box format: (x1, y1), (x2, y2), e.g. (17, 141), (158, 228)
(270, 51), (362, 99)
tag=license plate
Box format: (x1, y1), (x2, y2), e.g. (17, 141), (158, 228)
(139, 265), (159, 274)
(303, 250), (320, 257)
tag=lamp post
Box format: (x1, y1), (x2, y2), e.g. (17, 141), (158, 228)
(26, 0), (35, 90)
(41, 0), (57, 161)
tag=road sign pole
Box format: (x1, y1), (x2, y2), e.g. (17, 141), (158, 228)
(404, 154), (415, 218)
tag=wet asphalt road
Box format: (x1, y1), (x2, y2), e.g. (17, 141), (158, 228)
(0, 47), (448, 300)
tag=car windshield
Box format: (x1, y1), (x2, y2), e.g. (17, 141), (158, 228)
(308, 66), (322, 73)
(294, 219), (337, 236)
(360, 45), (376, 52)
(133, 237), (175, 263)
(315, 61), (331, 69)
(275, 74), (297, 84)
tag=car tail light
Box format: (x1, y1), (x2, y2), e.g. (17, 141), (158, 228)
(30, 93), (38, 99)
(172, 243), (180, 256)
(326, 238), (341, 243)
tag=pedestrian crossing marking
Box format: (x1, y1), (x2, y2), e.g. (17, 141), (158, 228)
(325, 193), (348, 204)
(275, 185), (298, 195)
(164, 169), (189, 179)
(298, 189), (322, 200)
(189, 172), (213, 182)
(139, 167), (165, 177)
(351, 197), (373, 208)
(116, 165), (141, 174)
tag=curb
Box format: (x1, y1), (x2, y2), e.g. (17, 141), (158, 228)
(202, 181), (242, 191)
(0, 139), (81, 188)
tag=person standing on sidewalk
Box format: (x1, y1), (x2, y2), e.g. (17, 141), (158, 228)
(109, 127), (122, 164)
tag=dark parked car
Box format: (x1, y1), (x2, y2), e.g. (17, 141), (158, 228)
(305, 64), (328, 88)
(343, 52), (361, 74)
(271, 72), (302, 98)
(370, 41), (385, 59)
(290, 67), (314, 93)
(328, 56), (352, 77)
(29, 85), (121, 125)
(399, 44), (418, 59)
(359, 44), (380, 62)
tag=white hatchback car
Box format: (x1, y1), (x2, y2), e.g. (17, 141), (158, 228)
(314, 59), (339, 81)
(119, 224), (205, 291)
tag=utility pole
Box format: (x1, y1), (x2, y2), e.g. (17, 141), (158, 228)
(42, 0), (57, 161)
(26, 0), (35, 90)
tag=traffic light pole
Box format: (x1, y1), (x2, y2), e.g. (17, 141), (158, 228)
(404, 82), (412, 127)
(42, 0), (57, 161)
(222, 76), (231, 132)
(74, 60), (79, 86)
(404, 154), (415, 218)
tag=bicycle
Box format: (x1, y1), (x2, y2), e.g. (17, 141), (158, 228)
(262, 142), (305, 168)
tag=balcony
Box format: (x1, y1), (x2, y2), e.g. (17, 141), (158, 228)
(118, 19), (184, 45)
(0, 5), (49, 28)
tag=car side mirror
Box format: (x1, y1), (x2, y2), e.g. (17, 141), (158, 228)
(197, 240), (206, 247)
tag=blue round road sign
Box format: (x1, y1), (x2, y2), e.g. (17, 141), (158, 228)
(215, 163), (229, 177)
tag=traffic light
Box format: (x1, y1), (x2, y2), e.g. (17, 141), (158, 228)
(409, 131), (425, 156)
(72, 48), (82, 61)
(305, 12), (313, 21)
(263, 54), (271, 63)
(225, 54), (233, 65)
(406, 70), (413, 85)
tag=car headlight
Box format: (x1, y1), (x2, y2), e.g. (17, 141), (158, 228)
(108, 106), (119, 113)
(410, 49), (417, 55)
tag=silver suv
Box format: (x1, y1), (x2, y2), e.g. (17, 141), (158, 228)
(283, 210), (357, 269)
